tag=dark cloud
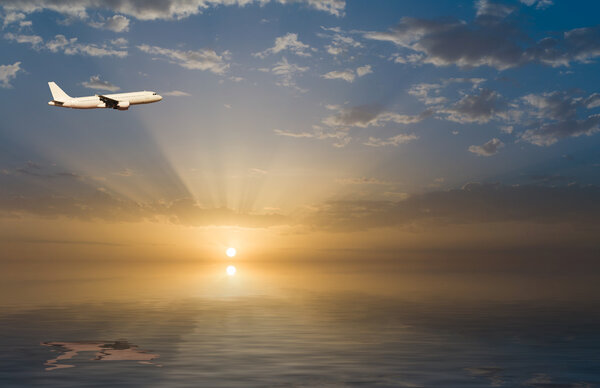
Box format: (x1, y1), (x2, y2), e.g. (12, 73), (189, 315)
(365, 9), (600, 70)
(443, 88), (507, 123)
(2, 165), (600, 233)
(0, 190), (287, 227)
(520, 91), (600, 146)
(526, 26), (600, 67)
(0, 187), (287, 227)
(521, 116), (600, 146)
(0, 162), (287, 227)
(405, 79), (600, 147)
(365, 16), (526, 70)
(305, 183), (600, 231)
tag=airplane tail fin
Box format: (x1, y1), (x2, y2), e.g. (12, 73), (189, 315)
(48, 82), (71, 101)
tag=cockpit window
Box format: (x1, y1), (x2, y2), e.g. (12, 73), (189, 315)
(153, 92), (157, 95)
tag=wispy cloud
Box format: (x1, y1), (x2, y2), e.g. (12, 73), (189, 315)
(163, 90), (191, 97)
(81, 75), (120, 92)
(267, 57), (309, 91)
(364, 133), (418, 147)
(519, 0), (553, 9)
(322, 69), (355, 82)
(5, 32), (127, 57)
(2, 11), (26, 27)
(138, 44), (229, 74)
(0, 0), (346, 21)
(336, 177), (392, 185)
(322, 104), (431, 128)
(318, 26), (362, 55)
(3, 32), (42, 46)
(0, 61), (23, 88)
(254, 32), (312, 58)
(89, 14), (130, 32)
(469, 138), (504, 156)
(321, 65), (371, 83)
(274, 126), (350, 147)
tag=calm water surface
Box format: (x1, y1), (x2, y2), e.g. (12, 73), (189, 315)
(1, 293), (599, 387)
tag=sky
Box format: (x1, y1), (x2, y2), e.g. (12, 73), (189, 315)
(1, 0), (600, 279)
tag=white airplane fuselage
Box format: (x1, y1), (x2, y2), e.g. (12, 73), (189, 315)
(47, 82), (162, 110)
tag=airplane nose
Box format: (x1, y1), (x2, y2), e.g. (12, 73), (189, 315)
(157, 95), (163, 101)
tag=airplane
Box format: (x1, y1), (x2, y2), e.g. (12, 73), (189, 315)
(47, 82), (162, 110)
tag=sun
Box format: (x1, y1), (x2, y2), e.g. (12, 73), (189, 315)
(226, 265), (236, 276)
(226, 247), (237, 257)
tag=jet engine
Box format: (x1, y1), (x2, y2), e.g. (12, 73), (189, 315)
(116, 101), (130, 110)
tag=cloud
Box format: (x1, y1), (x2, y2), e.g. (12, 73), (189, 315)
(390, 53), (424, 64)
(475, 0), (514, 18)
(322, 104), (431, 128)
(336, 177), (391, 185)
(364, 10), (600, 70)
(267, 57), (309, 91)
(356, 64), (372, 77)
(364, 133), (418, 147)
(405, 79), (600, 147)
(81, 75), (120, 91)
(163, 90), (191, 96)
(519, 91), (600, 146)
(318, 26), (362, 55)
(408, 78), (485, 106)
(322, 69), (355, 82)
(248, 168), (267, 177)
(469, 138), (504, 156)
(0, 61), (23, 88)
(254, 32), (311, 58)
(49, 35), (127, 57)
(89, 14), (129, 32)
(442, 88), (507, 124)
(274, 126), (350, 147)
(305, 183), (600, 231)
(2, 11), (26, 27)
(527, 26), (600, 67)
(137, 44), (229, 74)
(520, 116), (600, 146)
(113, 168), (134, 177)
(5, 32), (127, 57)
(0, 167), (287, 227)
(0, 0), (346, 20)
(321, 65), (372, 83)
(519, 0), (553, 9)
(0, 192), (287, 228)
(3, 32), (42, 46)
(2, 163), (600, 232)
(111, 37), (128, 47)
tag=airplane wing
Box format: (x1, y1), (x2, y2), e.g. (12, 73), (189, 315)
(97, 94), (119, 109)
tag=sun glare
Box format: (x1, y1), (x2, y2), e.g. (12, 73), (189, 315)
(226, 265), (236, 276)
(226, 247), (237, 257)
